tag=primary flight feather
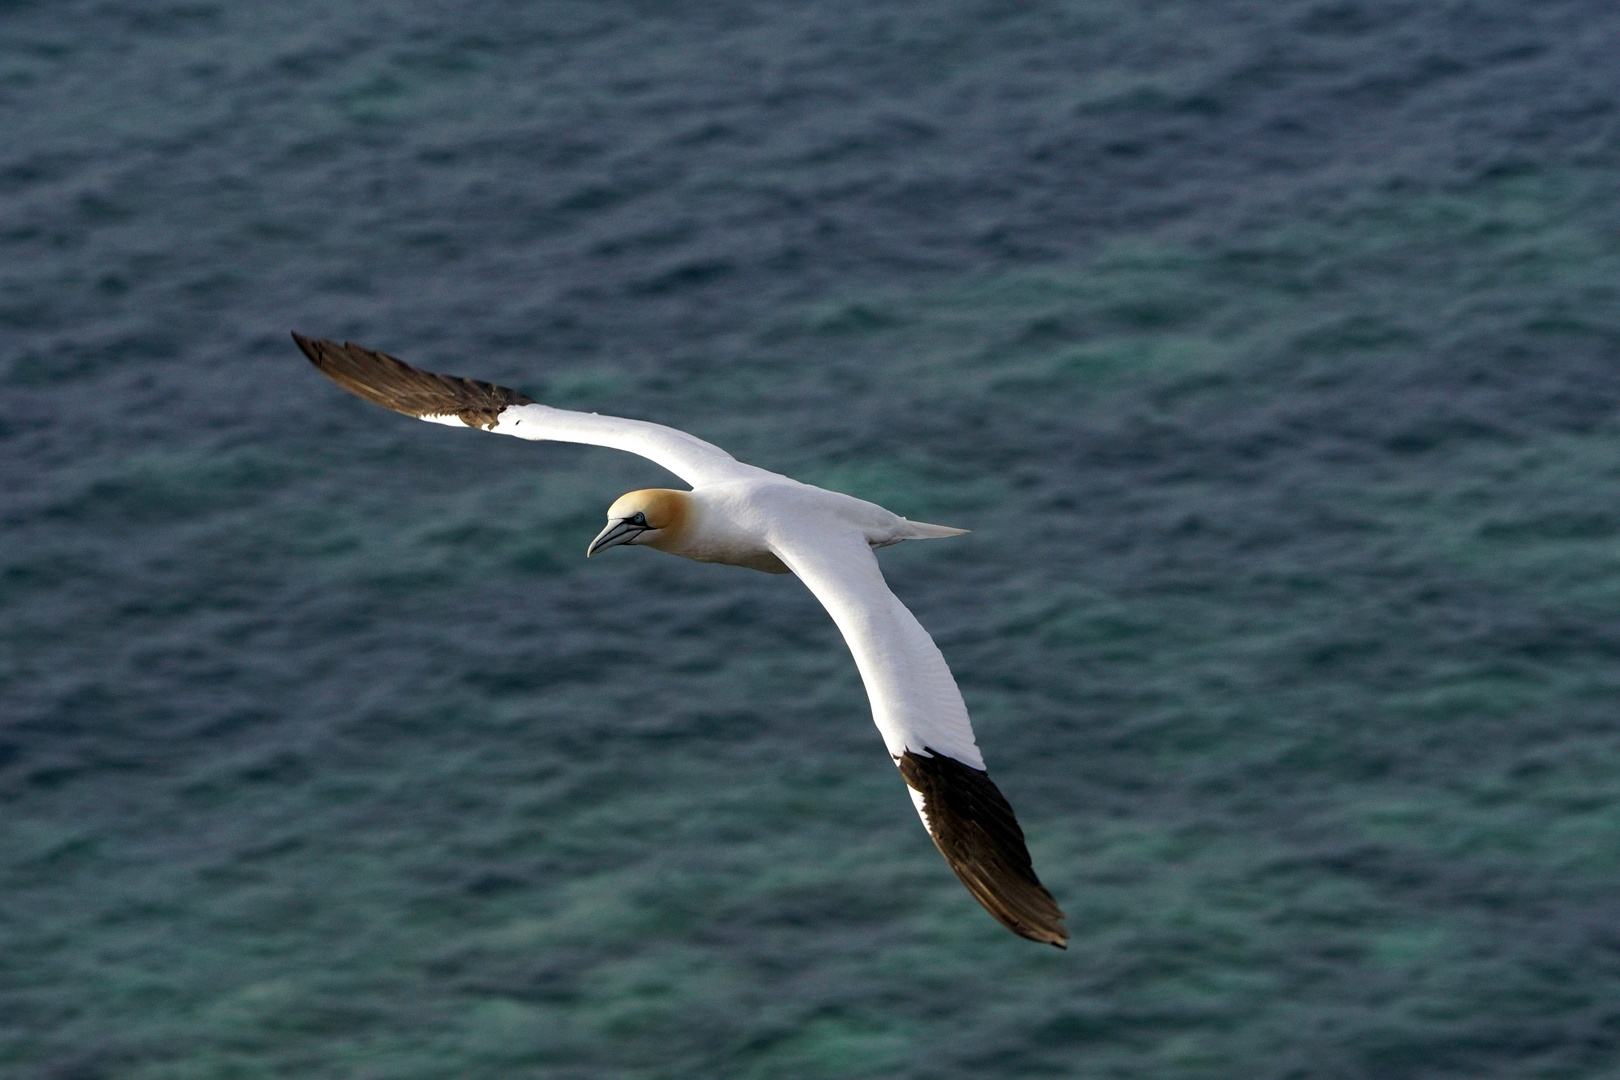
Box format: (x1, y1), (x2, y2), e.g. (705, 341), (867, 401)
(293, 333), (1068, 948)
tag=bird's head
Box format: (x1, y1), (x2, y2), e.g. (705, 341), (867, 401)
(587, 488), (691, 557)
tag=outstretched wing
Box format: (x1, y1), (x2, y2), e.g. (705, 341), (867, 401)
(293, 334), (768, 489)
(769, 526), (1068, 948)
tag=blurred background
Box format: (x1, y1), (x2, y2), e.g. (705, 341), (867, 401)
(5, 2), (1620, 1077)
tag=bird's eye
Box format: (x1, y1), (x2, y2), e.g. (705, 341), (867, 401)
(630, 512), (648, 526)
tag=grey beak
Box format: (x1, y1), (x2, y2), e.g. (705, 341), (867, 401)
(587, 518), (649, 557)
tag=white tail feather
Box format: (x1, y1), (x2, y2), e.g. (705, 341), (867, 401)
(901, 519), (969, 538)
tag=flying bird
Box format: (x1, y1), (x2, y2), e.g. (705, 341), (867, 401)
(293, 333), (1068, 947)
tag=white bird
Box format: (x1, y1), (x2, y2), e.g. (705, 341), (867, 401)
(294, 333), (1068, 947)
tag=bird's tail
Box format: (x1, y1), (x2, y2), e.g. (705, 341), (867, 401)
(900, 519), (969, 539)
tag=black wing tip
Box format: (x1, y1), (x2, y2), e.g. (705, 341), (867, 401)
(898, 749), (1070, 948)
(289, 332), (378, 369)
(290, 332), (359, 377)
(288, 333), (534, 429)
(290, 330), (321, 362)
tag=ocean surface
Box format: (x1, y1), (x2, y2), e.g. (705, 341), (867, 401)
(6, 2), (1620, 1077)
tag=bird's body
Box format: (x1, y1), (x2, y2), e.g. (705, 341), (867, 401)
(608, 483), (963, 576)
(294, 333), (1068, 947)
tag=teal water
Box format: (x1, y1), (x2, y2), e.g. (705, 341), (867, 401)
(6, 3), (1620, 1077)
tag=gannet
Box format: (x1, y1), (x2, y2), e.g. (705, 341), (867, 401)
(293, 333), (1068, 947)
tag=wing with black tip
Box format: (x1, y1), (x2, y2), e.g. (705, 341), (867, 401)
(292, 334), (766, 488)
(769, 526), (1069, 947)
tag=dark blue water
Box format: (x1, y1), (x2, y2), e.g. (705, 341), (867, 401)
(7, 2), (1620, 1077)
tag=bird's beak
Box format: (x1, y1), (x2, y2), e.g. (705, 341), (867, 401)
(587, 518), (648, 557)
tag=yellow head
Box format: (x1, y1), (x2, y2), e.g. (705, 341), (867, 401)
(586, 488), (691, 556)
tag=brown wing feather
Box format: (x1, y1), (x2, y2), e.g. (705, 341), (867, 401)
(898, 750), (1069, 948)
(292, 333), (533, 431)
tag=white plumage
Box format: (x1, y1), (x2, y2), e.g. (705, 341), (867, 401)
(294, 333), (1067, 947)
